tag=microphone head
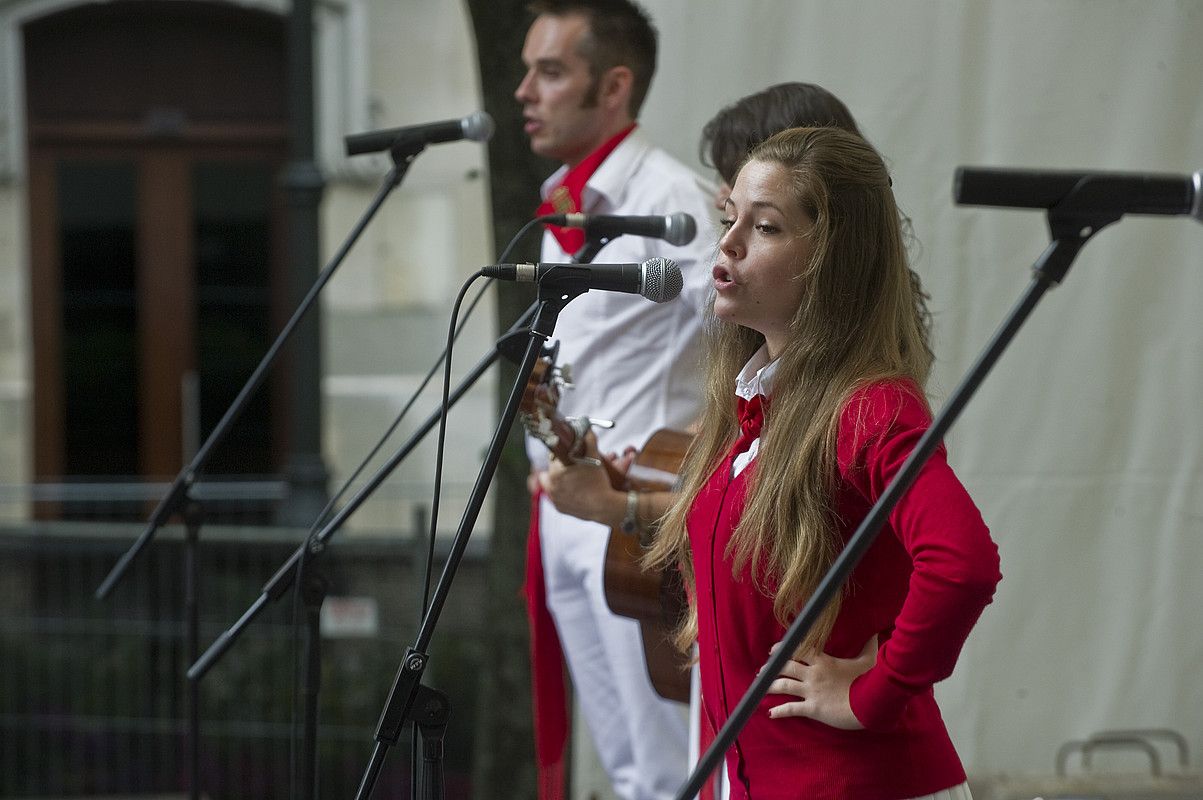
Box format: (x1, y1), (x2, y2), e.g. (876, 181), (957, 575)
(641, 257), (683, 303)
(663, 212), (697, 246)
(462, 111), (495, 143)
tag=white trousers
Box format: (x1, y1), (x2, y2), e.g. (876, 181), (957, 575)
(909, 783), (974, 800)
(540, 496), (689, 800)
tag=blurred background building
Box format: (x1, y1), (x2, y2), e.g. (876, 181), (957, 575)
(0, 0), (500, 796)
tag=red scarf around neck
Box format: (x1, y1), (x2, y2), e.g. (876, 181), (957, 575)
(536, 124), (636, 255)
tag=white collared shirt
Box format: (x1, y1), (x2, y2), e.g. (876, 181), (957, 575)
(525, 132), (719, 465)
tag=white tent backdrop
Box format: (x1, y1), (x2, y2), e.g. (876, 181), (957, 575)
(628, 0), (1203, 779)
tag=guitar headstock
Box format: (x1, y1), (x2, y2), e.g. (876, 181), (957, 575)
(520, 348), (623, 491)
(520, 352), (580, 461)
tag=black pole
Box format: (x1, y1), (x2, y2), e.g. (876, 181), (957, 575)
(299, 562), (329, 800)
(278, 0), (331, 526)
(354, 291), (570, 800)
(182, 500), (204, 800)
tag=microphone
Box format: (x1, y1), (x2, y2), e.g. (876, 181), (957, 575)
(538, 212), (698, 246)
(344, 111), (495, 156)
(482, 257), (683, 303)
(955, 167), (1203, 222)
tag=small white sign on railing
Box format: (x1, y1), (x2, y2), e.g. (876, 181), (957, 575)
(320, 596), (380, 638)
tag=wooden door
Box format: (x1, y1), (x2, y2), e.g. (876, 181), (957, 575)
(24, 1), (288, 516)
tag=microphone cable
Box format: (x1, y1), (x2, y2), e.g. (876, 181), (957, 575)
(285, 215), (544, 790)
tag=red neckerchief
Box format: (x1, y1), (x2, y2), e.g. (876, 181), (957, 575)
(734, 393), (768, 453)
(536, 124), (636, 255)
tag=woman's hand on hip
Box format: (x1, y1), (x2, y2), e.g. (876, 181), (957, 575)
(763, 634), (878, 730)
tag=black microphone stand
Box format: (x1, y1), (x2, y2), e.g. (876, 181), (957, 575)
(352, 281), (579, 800)
(184, 299), (541, 796)
(189, 228), (617, 795)
(297, 561), (328, 800)
(673, 183), (1134, 800)
(92, 137), (428, 800)
(185, 298), (540, 676)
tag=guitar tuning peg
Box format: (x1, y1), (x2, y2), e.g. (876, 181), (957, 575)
(566, 416), (615, 441)
(564, 416), (615, 458)
(557, 363), (575, 387)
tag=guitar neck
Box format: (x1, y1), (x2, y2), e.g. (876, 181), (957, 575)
(521, 356), (626, 489)
(540, 416), (626, 490)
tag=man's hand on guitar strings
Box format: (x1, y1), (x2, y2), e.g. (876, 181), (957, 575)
(538, 432), (628, 527)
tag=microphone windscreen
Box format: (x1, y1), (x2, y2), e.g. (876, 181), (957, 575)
(665, 213), (697, 246)
(463, 111), (495, 143)
(643, 258), (683, 303)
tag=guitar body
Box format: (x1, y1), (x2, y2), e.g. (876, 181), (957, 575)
(603, 428), (693, 703)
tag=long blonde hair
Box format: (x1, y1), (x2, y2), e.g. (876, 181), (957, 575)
(645, 127), (933, 654)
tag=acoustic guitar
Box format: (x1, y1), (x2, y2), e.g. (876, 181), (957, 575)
(521, 357), (692, 703)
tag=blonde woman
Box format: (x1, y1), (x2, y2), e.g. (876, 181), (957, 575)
(646, 127), (1001, 800)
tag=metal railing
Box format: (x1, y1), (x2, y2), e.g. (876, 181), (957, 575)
(0, 481), (492, 799)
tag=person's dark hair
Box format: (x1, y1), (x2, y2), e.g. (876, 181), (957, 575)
(701, 82), (930, 340)
(700, 82), (862, 185)
(527, 0), (657, 118)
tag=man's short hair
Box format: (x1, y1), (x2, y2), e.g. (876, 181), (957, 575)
(528, 0), (658, 118)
